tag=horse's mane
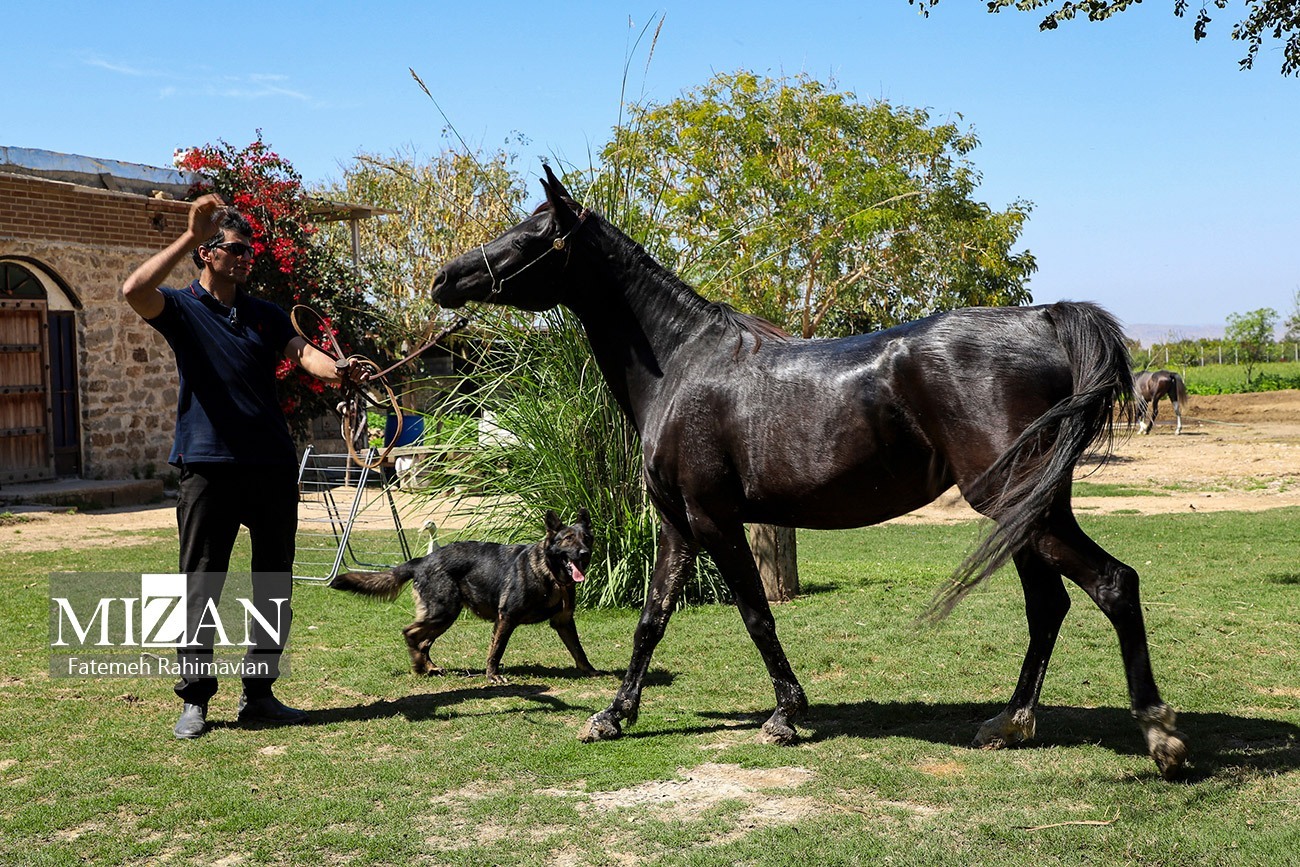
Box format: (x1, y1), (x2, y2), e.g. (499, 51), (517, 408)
(709, 302), (791, 344)
(562, 203), (790, 349)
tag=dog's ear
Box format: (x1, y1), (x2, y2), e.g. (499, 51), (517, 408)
(544, 509), (562, 534)
(576, 507), (590, 529)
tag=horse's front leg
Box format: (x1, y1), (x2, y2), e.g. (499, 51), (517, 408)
(692, 515), (807, 745)
(1137, 398), (1154, 434)
(578, 521), (697, 742)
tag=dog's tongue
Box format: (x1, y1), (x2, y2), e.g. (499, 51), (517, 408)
(569, 562), (586, 583)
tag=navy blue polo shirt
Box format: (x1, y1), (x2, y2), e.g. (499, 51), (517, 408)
(146, 280), (299, 467)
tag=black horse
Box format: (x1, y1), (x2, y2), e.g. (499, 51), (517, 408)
(1134, 370), (1188, 435)
(432, 167), (1187, 779)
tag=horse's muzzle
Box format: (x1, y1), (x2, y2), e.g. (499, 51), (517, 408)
(430, 269), (464, 309)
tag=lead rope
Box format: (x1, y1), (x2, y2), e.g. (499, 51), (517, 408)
(291, 304), (468, 471)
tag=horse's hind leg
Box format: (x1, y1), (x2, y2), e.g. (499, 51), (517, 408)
(579, 521), (698, 742)
(974, 549), (1071, 750)
(1031, 509), (1188, 778)
(1172, 396), (1183, 434)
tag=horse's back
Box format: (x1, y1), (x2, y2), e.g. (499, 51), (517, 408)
(650, 304), (1101, 528)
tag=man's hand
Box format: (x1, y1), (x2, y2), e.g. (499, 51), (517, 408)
(123, 195), (231, 320)
(188, 194), (228, 244)
(287, 337), (370, 386)
(337, 357), (372, 388)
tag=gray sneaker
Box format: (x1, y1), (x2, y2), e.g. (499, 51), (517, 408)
(237, 693), (308, 726)
(173, 702), (208, 739)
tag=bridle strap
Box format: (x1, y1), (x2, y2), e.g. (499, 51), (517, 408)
(483, 208), (590, 302)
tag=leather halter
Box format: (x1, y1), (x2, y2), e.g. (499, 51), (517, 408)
(482, 208), (590, 302)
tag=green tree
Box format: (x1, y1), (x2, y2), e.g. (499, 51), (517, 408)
(589, 70), (1035, 339)
(316, 147), (529, 369)
(1224, 306), (1279, 384)
(1283, 287), (1300, 342)
(912, 0), (1300, 75)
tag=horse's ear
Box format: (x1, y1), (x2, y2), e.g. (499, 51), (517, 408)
(541, 164), (580, 228)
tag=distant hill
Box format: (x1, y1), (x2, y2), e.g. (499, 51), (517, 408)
(1124, 323), (1224, 347)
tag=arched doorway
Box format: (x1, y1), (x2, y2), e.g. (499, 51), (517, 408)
(1, 261), (81, 482)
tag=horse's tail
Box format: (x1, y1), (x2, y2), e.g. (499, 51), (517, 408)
(1173, 372), (1189, 405)
(925, 301), (1134, 621)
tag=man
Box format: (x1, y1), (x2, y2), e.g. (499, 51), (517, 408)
(123, 193), (360, 739)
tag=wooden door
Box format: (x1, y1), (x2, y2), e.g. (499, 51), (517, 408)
(0, 298), (54, 483)
(48, 312), (80, 476)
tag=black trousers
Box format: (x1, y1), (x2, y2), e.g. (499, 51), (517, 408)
(173, 463), (299, 703)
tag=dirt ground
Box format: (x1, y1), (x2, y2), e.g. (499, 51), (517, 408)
(4, 390), (1298, 553)
(897, 389), (1300, 524)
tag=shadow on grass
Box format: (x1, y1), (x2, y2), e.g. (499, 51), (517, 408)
(685, 700), (1300, 782)
(305, 683), (573, 726)
(302, 667), (674, 727)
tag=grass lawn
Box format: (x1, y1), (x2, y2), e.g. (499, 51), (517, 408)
(1180, 361), (1300, 394)
(2, 508), (1298, 865)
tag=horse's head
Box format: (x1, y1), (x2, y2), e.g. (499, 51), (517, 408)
(433, 165), (588, 312)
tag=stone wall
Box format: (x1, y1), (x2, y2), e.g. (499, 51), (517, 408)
(1, 172), (195, 480)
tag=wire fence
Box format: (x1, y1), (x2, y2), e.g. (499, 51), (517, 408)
(1134, 341), (1300, 368)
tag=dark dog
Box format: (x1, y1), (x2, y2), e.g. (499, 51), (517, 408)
(330, 509), (596, 683)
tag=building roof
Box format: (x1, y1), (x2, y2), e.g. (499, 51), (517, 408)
(0, 147), (394, 221)
(0, 146), (198, 199)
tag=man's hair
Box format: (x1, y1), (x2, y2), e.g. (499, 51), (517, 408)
(191, 208), (255, 269)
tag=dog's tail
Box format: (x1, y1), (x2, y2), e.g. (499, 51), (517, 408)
(329, 563), (415, 602)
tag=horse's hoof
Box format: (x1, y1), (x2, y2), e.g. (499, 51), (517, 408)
(1136, 705), (1188, 780)
(1152, 729), (1189, 780)
(578, 712), (622, 743)
(972, 708), (1036, 750)
(758, 717), (798, 746)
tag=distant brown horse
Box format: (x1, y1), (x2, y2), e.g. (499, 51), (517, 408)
(431, 166), (1188, 779)
(1134, 370), (1188, 435)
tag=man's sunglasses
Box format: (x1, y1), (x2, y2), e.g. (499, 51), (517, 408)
(207, 241), (256, 258)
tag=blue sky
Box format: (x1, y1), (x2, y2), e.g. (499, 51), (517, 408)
(5, 1), (1297, 332)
